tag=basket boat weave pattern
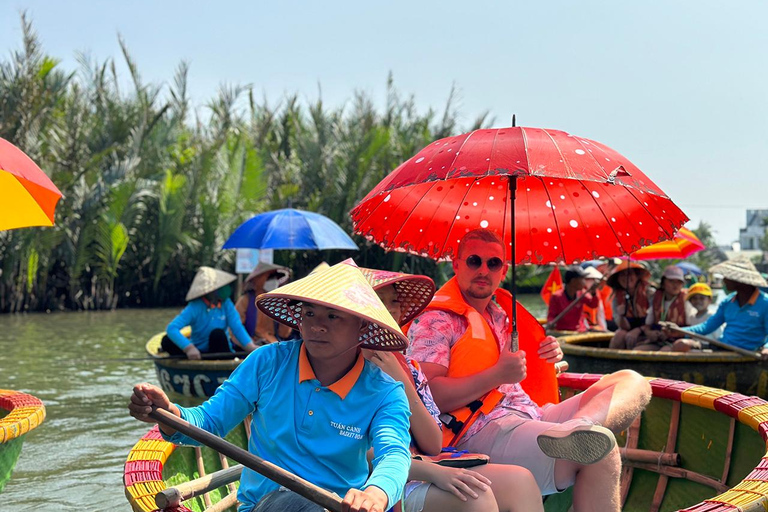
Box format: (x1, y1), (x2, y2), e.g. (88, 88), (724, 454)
(0, 389), (45, 444)
(125, 376), (768, 512)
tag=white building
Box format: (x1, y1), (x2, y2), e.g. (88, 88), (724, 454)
(739, 209), (768, 250)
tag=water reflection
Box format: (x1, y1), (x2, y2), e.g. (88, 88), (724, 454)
(0, 309), (176, 511)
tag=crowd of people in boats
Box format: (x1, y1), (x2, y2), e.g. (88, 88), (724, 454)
(127, 229), (768, 512)
(546, 257), (768, 357)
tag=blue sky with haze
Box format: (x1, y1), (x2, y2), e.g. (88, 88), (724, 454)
(2, 1), (766, 246)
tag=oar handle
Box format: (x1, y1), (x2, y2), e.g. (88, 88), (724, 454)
(659, 322), (762, 360)
(148, 408), (343, 512)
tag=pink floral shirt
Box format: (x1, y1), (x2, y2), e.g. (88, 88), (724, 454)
(407, 298), (543, 441)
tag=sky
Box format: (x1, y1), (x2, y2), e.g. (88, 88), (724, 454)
(2, 1), (766, 247)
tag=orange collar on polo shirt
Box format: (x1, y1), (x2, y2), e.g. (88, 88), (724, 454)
(202, 297), (222, 309)
(298, 343), (365, 400)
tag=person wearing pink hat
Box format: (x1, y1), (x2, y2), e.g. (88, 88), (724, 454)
(637, 266), (688, 351)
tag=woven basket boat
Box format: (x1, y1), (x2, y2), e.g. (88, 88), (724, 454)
(558, 332), (768, 399)
(146, 332), (243, 401)
(0, 390), (46, 493)
(123, 373), (768, 512)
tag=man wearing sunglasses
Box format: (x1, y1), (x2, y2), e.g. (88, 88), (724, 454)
(407, 229), (651, 511)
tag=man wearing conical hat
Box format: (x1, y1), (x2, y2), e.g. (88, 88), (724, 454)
(162, 266), (258, 359)
(671, 257), (768, 356)
(129, 261), (412, 512)
(234, 262), (295, 345)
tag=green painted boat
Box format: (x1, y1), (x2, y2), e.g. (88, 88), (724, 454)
(123, 374), (768, 512)
(0, 390), (45, 494)
(558, 332), (768, 398)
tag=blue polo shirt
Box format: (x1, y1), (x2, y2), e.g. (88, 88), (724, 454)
(163, 340), (411, 511)
(166, 298), (252, 352)
(683, 290), (768, 351)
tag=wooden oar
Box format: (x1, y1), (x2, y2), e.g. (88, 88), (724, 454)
(148, 407), (343, 512)
(155, 464), (243, 508)
(659, 322), (762, 360)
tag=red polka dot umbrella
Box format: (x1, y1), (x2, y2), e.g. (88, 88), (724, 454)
(350, 126), (688, 348)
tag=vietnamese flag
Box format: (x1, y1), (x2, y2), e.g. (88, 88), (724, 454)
(540, 266), (563, 305)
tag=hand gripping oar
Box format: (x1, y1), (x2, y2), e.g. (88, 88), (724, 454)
(658, 321), (762, 360)
(148, 407), (343, 512)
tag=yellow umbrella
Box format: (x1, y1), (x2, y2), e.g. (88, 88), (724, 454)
(0, 137), (62, 230)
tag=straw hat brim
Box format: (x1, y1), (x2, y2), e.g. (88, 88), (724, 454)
(257, 294), (407, 351)
(246, 262), (291, 283)
(255, 262), (408, 351)
(186, 267), (237, 301)
(607, 262), (650, 289)
(360, 269), (436, 326)
(710, 259), (768, 288)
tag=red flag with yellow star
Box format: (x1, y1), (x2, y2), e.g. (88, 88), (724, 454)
(540, 266), (563, 305)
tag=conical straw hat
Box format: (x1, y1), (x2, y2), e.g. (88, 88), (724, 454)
(710, 257), (768, 288)
(309, 261), (331, 275)
(244, 262), (291, 292)
(607, 260), (650, 289)
(186, 267), (238, 301)
(349, 262), (435, 326)
(256, 262), (407, 351)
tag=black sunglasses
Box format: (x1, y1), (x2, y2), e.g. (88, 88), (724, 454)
(465, 255), (504, 272)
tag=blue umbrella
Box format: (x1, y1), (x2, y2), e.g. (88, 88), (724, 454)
(223, 209), (359, 251)
(675, 261), (703, 276)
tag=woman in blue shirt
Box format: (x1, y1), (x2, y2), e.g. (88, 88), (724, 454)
(161, 266), (257, 359)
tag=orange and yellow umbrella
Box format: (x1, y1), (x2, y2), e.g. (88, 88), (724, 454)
(630, 227), (705, 260)
(0, 137), (62, 230)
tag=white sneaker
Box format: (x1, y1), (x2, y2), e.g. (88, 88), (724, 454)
(536, 418), (616, 465)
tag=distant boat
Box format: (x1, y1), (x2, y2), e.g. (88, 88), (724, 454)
(122, 374), (768, 512)
(0, 390), (45, 493)
(558, 332), (768, 398)
(145, 332), (244, 401)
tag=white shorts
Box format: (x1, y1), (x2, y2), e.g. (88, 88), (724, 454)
(457, 393), (583, 495)
(402, 480), (431, 512)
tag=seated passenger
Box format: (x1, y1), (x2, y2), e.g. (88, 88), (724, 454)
(673, 258), (768, 357)
(234, 262), (295, 345)
(358, 265), (545, 512)
(607, 261), (655, 350)
(407, 229), (651, 512)
(162, 266), (257, 359)
(637, 266), (688, 351)
(129, 262), (412, 512)
(685, 283), (714, 326)
(582, 267), (608, 331)
(547, 266), (599, 332)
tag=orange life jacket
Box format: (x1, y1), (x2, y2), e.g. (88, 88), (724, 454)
(614, 281), (650, 320)
(414, 277), (559, 446)
(651, 290), (688, 326)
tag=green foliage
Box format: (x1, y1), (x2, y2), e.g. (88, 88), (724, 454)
(0, 16), (487, 311)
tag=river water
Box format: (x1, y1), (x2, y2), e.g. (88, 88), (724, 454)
(1, 296), (546, 511)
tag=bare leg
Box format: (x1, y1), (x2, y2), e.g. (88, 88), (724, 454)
(422, 483), (500, 512)
(554, 447), (621, 512)
(609, 330), (627, 349)
(472, 464), (544, 512)
(573, 370), (651, 432)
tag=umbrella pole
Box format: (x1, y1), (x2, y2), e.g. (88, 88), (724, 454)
(509, 177), (519, 352)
